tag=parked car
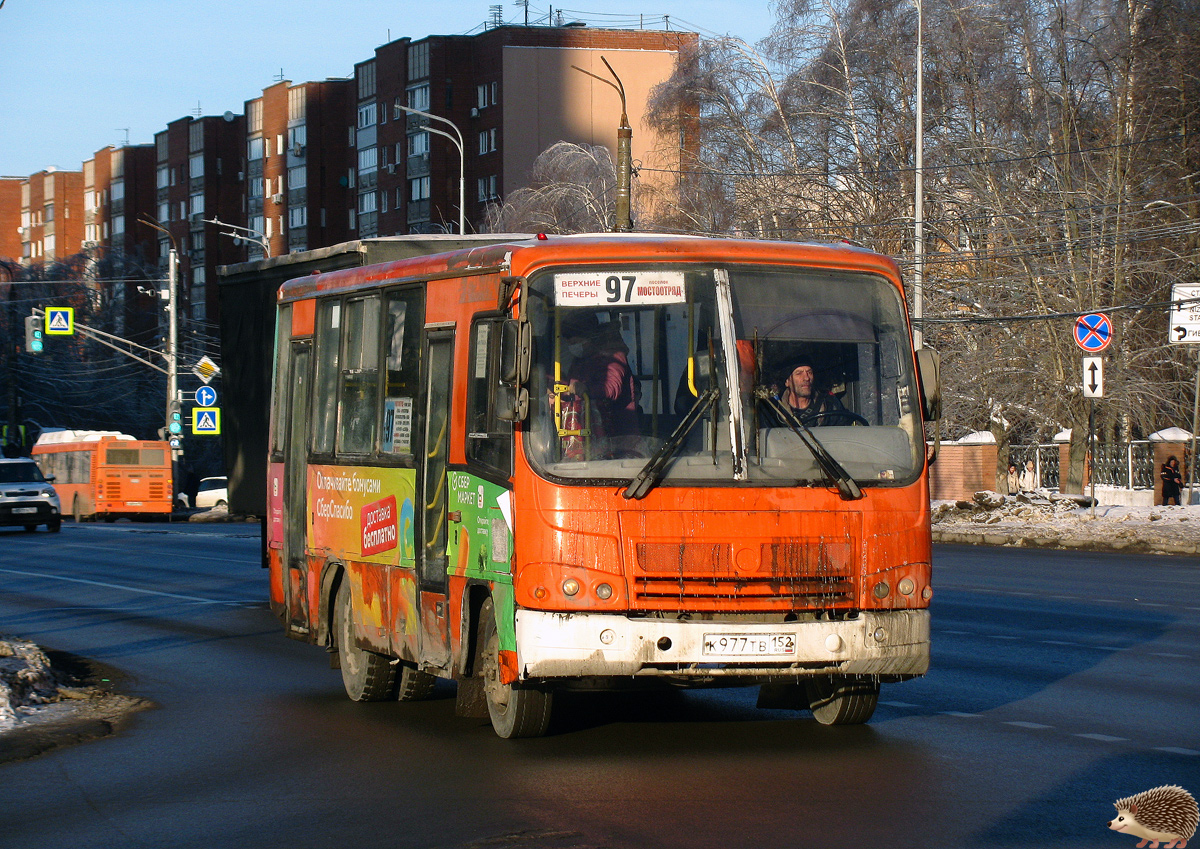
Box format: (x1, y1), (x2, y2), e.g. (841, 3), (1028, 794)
(194, 476), (228, 510)
(0, 458), (62, 532)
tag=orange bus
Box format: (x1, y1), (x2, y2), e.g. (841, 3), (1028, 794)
(266, 234), (941, 737)
(33, 431), (174, 522)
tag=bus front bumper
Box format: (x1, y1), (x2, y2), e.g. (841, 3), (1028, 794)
(514, 608), (929, 681)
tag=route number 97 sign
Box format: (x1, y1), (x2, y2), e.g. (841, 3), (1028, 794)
(555, 271), (687, 306)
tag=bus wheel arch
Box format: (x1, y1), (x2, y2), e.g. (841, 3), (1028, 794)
(316, 559), (346, 649)
(478, 596), (552, 738)
(333, 576), (396, 701)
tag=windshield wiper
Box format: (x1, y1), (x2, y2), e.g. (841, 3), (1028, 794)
(623, 387), (719, 500)
(756, 387), (863, 500)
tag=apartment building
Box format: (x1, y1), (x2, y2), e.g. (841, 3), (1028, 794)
(243, 78), (355, 260)
(352, 25), (696, 238)
(154, 113), (246, 322)
(0, 178), (21, 262)
(19, 169), (84, 264)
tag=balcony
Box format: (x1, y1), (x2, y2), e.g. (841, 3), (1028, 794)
(406, 199), (430, 225)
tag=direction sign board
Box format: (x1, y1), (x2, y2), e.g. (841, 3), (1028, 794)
(192, 407), (221, 435)
(45, 307), (74, 335)
(1082, 356), (1104, 398)
(195, 386), (218, 407)
(1073, 313), (1112, 352)
(1170, 283), (1200, 344)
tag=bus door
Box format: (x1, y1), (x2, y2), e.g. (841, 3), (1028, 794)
(283, 342), (312, 636)
(418, 326), (454, 669)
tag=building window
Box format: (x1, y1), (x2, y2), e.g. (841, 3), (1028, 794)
(410, 176), (430, 202)
(407, 84), (429, 113)
(157, 166), (170, 189)
(189, 121), (204, 153)
(288, 86), (307, 123)
(289, 206), (308, 229)
(288, 166), (307, 190)
(156, 134), (169, 162)
(158, 201), (169, 222)
(110, 181), (125, 202)
(358, 147), (378, 174)
(189, 194), (204, 218)
(111, 214), (125, 236)
(247, 99), (263, 134)
(357, 60), (377, 100)
(478, 128), (497, 154)
(288, 124), (307, 152)
(189, 153), (205, 179)
(477, 82), (498, 110)
(248, 137), (264, 161)
(358, 192), (378, 214)
(409, 132), (430, 157)
(477, 175), (498, 201)
(358, 103), (377, 130)
(408, 41), (429, 80)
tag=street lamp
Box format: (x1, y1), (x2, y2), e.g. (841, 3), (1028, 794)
(913, 0), (925, 349)
(203, 217), (270, 257)
(395, 104), (465, 235)
(139, 217), (182, 458)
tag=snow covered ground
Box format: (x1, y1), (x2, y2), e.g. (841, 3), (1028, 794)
(933, 491), (1200, 554)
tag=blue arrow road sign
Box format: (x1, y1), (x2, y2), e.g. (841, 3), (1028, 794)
(1073, 313), (1112, 352)
(195, 386), (218, 407)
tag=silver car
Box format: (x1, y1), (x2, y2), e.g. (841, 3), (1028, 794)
(0, 458), (62, 533)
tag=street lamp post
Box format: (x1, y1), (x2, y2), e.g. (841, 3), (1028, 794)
(395, 104), (465, 235)
(204, 217), (270, 257)
(913, 0), (925, 349)
(139, 218), (181, 460)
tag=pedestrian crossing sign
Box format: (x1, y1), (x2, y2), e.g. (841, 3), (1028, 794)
(192, 407), (221, 435)
(45, 307), (74, 335)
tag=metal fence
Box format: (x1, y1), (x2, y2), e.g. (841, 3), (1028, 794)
(1010, 440), (1178, 491)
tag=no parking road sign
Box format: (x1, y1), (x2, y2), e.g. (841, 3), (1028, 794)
(1073, 312), (1112, 352)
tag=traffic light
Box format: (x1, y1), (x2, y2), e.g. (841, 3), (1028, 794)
(24, 315), (43, 353)
(167, 401), (183, 436)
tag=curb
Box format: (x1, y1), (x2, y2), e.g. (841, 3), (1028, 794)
(931, 528), (1200, 556)
(0, 694), (151, 764)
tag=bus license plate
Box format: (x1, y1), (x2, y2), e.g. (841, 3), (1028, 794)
(12, 507), (37, 514)
(703, 633), (796, 656)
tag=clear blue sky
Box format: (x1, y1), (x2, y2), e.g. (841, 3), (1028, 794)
(0, 0), (778, 177)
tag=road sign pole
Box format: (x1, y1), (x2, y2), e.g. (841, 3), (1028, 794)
(1189, 350), (1200, 506)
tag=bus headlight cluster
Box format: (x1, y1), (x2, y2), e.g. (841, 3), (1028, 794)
(562, 578), (581, 597)
(897, 578), (916, 596)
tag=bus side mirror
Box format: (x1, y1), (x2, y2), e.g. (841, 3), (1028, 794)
(497, 318), (531, 421)
(916, 348), (942, 421)
(499, 319), (531, 384)
(495, 385), (529, 422)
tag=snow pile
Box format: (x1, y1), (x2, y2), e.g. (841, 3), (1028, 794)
(933, 491), (1200, 553)
(0, 637), (60, 730)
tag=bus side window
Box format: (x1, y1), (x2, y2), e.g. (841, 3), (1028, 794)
(337, 296), (382, 455)
(311, 300), (342, 456)
(270, 304), (292, 457)
(465, 316), (512, 477)
(381, 287), (423, 458)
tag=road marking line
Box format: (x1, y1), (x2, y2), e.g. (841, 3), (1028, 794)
(1149, 652), (1190, 658)
(1154, 747), (1200, 756)
(941, 711), (981, 718)
(1005, 721), (1054, 729)
(1075, 733), (1128, 743)
(0, 566), (246, 605)
(880, 701), (921, 708)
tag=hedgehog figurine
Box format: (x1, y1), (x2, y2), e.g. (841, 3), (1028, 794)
(1108, 785), (1198, 848)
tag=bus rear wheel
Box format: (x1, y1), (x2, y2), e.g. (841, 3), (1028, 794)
(334, 579), (396, 702)
(805, 675), (880, 725)
(396, 662), (436, 701)
(479, 598), (552, 738)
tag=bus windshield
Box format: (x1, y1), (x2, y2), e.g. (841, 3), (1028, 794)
(524, 264), (923, 489)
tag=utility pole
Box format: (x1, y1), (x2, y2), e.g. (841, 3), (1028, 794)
(165, 247), (180, 458)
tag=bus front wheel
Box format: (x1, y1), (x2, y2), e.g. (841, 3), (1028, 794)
(805, 675), (880, 725)
(334, 579), (396, 702)
(479, 598), (552, 738)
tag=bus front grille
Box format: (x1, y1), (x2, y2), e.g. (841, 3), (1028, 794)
(633, 541), (855, 608)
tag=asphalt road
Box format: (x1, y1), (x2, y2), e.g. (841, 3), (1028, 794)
(0, 524), (1197, 849)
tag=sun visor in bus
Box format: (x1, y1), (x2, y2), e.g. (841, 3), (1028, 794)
(742, 310), (877, 343)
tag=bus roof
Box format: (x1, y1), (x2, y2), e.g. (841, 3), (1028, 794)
(35, 430), (136, 445)
(277, 233), (903, 303)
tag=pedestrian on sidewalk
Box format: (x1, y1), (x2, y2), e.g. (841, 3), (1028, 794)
(1161, 455), (1184, 506)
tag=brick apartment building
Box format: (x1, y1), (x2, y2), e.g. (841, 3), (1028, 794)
(18, 169), (84, 265)
(0, 178), (21, 262)
(244, 78), (355, 261)
(154, 113), (247, 322)
(351, 25), (696, 238)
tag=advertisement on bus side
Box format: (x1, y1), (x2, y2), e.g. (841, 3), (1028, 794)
(307, 464), (417, 565)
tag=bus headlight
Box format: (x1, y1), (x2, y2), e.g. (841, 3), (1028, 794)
(873, 581), (890, 599)
(898, 578), (915, 596)
(561, 578), (581, 597)
(595, 583), (613, 600)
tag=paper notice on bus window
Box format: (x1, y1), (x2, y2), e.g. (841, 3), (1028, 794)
(382, 397), (413, 454)
(555, 271), (686, 306)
